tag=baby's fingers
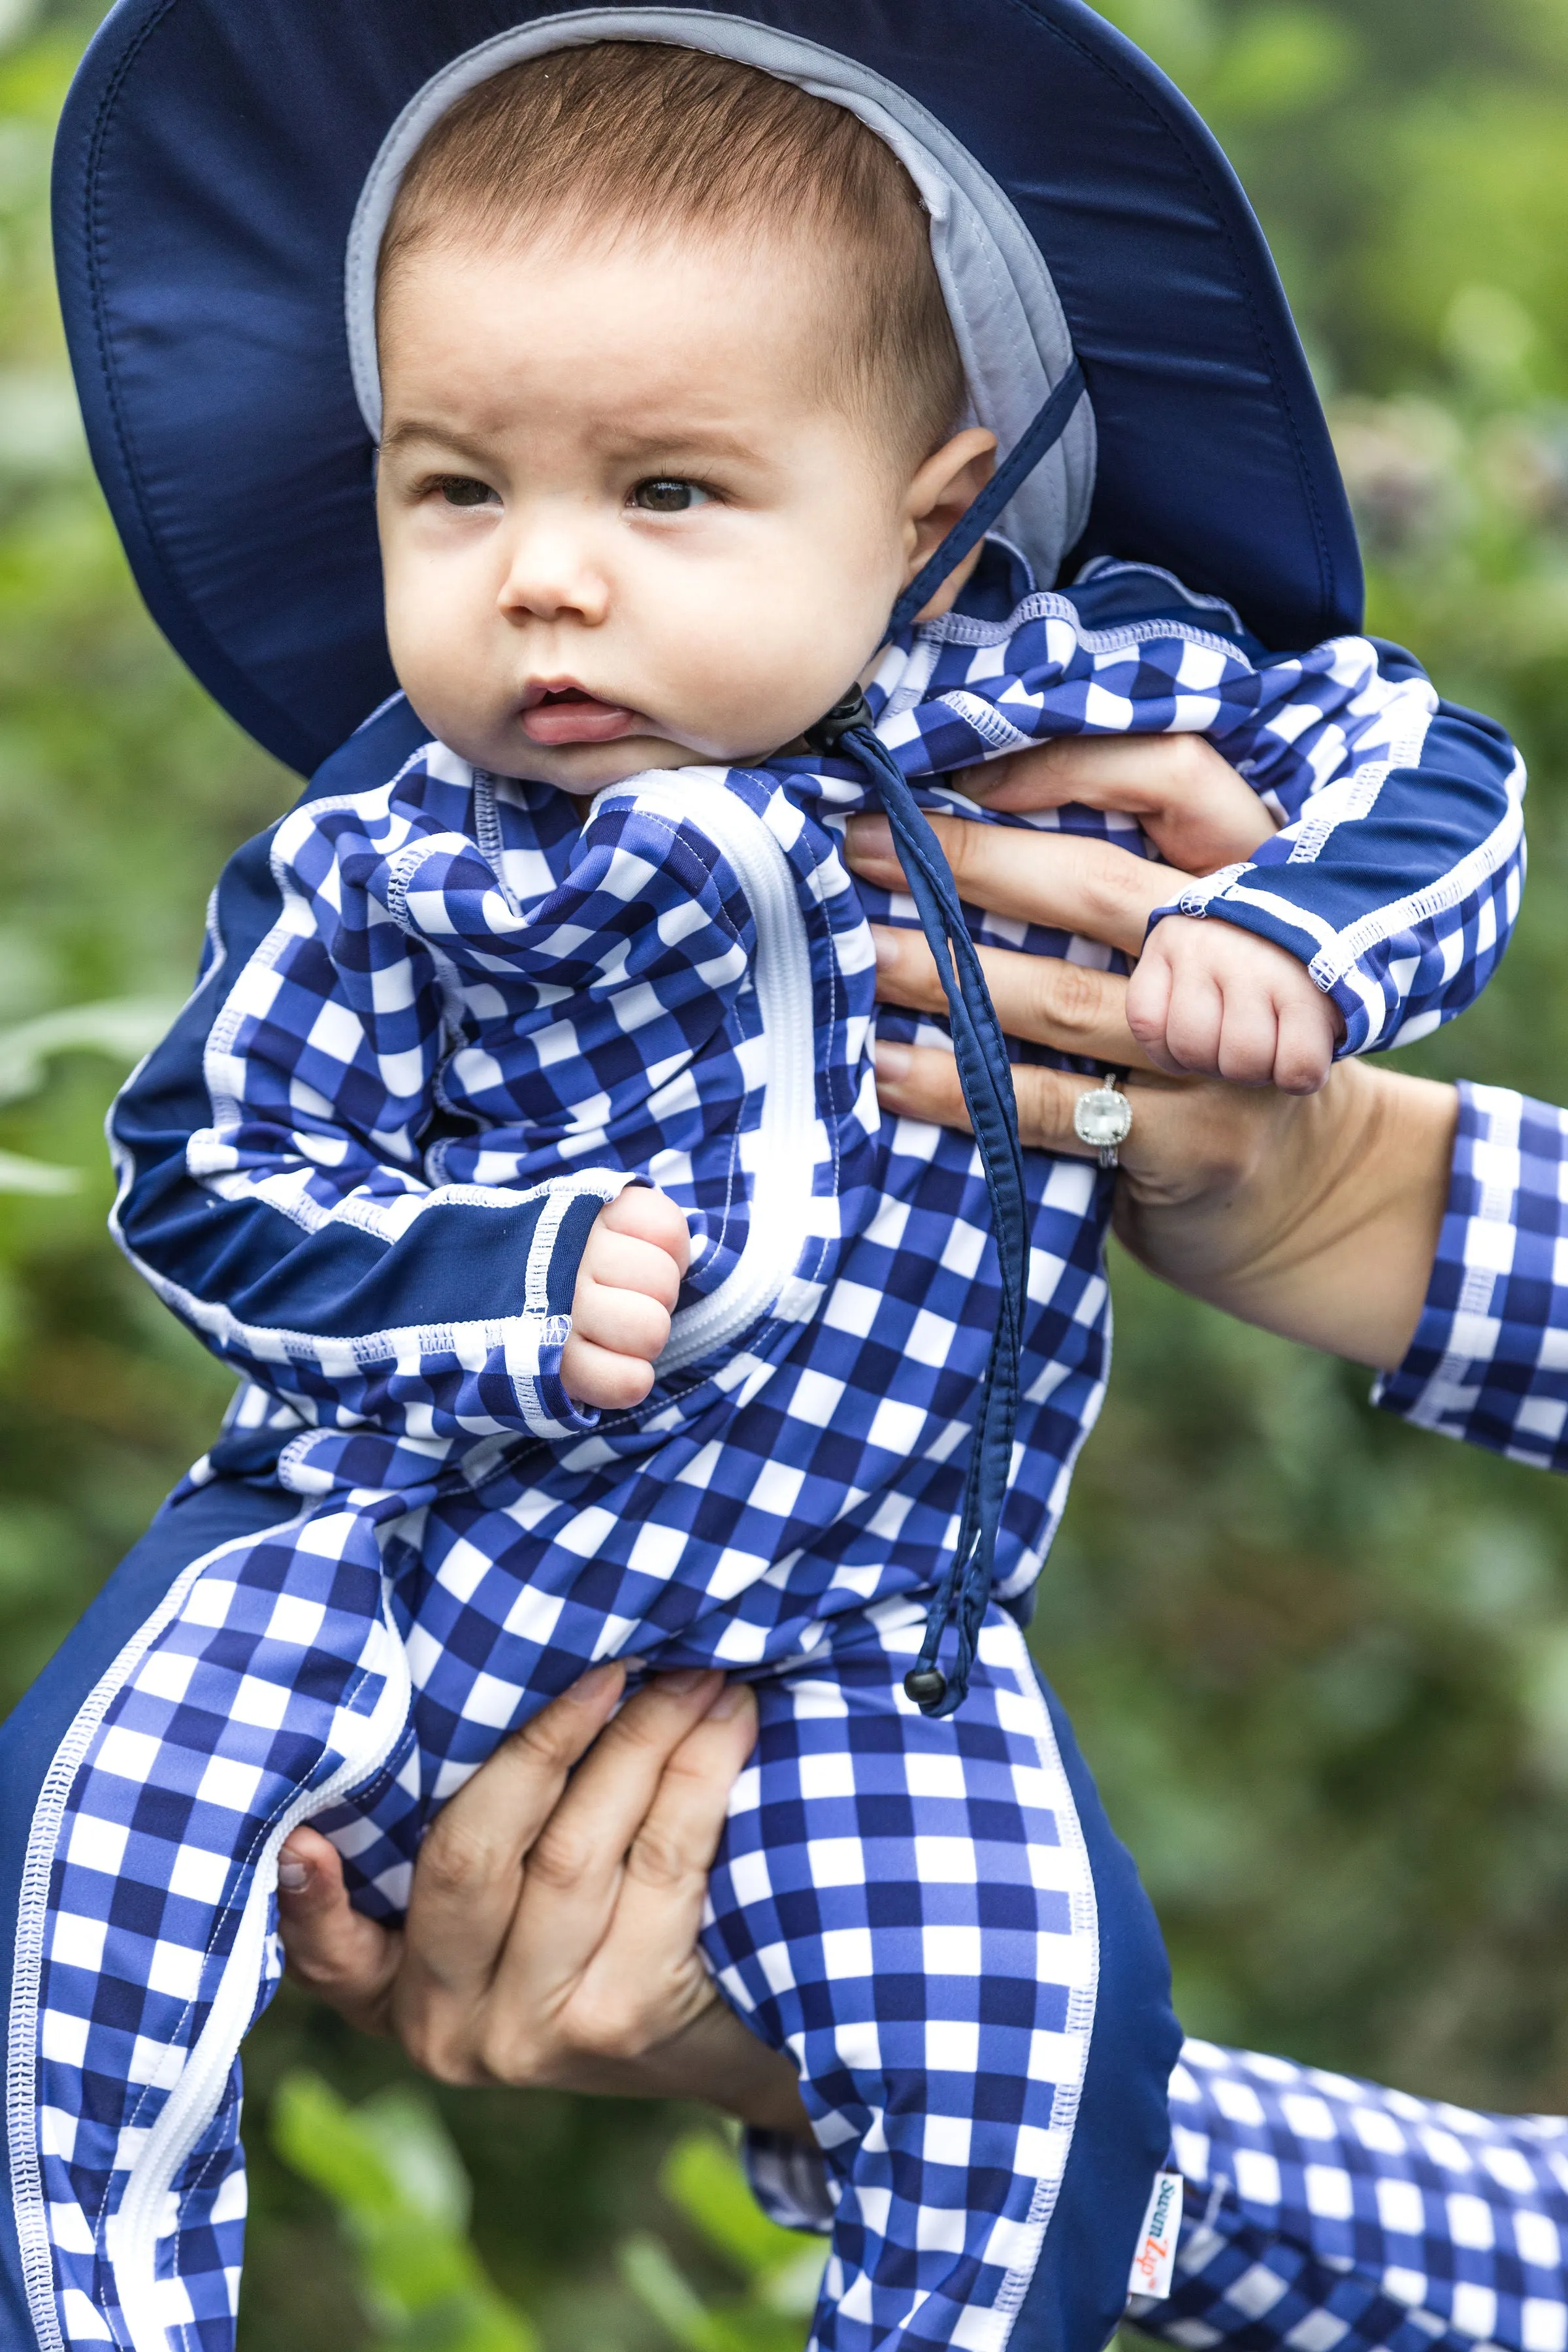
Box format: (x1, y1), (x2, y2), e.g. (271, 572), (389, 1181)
(1271, 991), (1340, 1096)
(559, 1330), (657, 1409)
(583, 1227), (684, 1313)
(1124, 946), (1187, 1075)
(597, 1184), (691, 1275)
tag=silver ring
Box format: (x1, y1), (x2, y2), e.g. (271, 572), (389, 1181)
(1071, 1074), (1133, 1169)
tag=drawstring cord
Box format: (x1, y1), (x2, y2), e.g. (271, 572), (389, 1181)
(804, 359), (1088, 1716)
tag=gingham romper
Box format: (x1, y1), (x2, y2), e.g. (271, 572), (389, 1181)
(11, 549), (1524, 2352)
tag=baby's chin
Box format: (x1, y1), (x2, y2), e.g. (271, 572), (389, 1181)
(476, 729), (788, 796)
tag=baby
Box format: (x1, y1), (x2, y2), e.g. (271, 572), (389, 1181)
(34, 41), (1522, 2352)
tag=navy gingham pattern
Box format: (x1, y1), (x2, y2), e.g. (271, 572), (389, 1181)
(877, 558), (1524, 1057)
(1143, 2037), (1568, 2352)
(751, 2035), (1568, 2352)
(704, 1607), (1099, 2351)
(21, 557), (1521, 2348)
(15, 1500), (404, 2349)
(1375, 1083), (1568, 1467)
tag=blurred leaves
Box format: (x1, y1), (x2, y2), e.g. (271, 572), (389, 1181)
(273, 2075), (540, 2351)
(617, 2133), (826, 2349)
(274, 2089), (825, 2352)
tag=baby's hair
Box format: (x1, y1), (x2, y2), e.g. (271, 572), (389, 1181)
(380, 41), (968, 466)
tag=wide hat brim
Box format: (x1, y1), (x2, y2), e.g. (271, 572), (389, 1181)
(54, 0), (1363, 779)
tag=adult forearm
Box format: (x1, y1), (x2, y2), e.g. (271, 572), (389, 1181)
(1112, 1062), (1457, 1371)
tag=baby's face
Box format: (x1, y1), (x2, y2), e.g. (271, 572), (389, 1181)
(376, 228), (984, 791)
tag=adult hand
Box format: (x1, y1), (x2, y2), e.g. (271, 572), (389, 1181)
(276, 1663), (813, 2141)
(845, 739), (1456, 1372)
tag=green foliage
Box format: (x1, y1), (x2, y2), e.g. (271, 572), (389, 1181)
(272, 2074), (539, 2351)
(273, 2089), (825, 2352)
(615, 2134), (826, 2351)
(5, 1), (1568, 2347)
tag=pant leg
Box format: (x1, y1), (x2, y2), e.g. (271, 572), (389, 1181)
(2, 1478), (409, 2352)
(703, 1607), (1180, 2352)
(1135, 2039), (1568, 2352)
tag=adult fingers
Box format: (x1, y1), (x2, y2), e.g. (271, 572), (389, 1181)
(846, 814), (1172, 955)
(953, 734), (1210, 813)
(874, 1039), (1103, 1158)
(277, 1825), (402, 2035)
(873, 1037), (1218, 1177)
(869, 924), (1157, 1070)
(399, 1662), (628, 2031)
(956, 738), (1275, 858)
(478, 1673), (728, 2057)
(539, 1683), (759, 2067)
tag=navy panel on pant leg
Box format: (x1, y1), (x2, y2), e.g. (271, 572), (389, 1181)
(0, 1479), (295, 2349)
(1007, 1661), (1183, 2352)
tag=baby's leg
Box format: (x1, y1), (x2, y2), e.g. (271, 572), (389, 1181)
(10, 1486), (408, 2351)
(703, 1609), (1181, 2352)
(1137, 2040), (1568, 2352)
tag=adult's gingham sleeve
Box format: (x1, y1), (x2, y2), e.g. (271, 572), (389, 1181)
(1374, 1082), (1568, 1465)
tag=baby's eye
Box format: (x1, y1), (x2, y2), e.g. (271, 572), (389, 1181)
(631, 477), (712, 513)
(435, 476), (498, 509)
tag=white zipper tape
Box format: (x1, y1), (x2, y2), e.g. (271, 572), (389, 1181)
(593, 772), (819, 1375)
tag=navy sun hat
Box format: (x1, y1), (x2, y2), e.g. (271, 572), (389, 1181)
(52, 0), (1363, 783)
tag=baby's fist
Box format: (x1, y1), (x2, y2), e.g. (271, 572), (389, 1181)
(1127, 916), (1343, 1094)
(562, 1186), (691, 1410)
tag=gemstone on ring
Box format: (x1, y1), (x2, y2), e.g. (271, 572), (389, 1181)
(1072, 1083), (1133, 1152)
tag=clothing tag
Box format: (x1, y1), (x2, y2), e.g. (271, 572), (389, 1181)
(1127, 2170), (1184, 2301)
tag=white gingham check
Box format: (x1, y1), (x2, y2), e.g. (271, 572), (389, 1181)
(20, 553), (1522, 2349)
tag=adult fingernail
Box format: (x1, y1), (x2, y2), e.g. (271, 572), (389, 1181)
(847, 816), (893, 863)
(874, 1041), (911, 1081)
(278, 1859), (310, 1893)
(708, 1680), (751, 1719)
(871, 929), (900, 970)
(565, 1660), (623, 1705)
(661, 1667), (711, 1695)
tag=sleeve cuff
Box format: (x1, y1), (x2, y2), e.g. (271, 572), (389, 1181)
(1372, 1081), (1568, 1467)
(742, 2131), (836, 2235)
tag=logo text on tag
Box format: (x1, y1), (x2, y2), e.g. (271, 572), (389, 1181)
(1127, 2169), (1183, 2301)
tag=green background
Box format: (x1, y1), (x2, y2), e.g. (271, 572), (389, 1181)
(5, 0), (1568, 2337)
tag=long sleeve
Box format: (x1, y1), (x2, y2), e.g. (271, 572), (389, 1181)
(1373, 1082), (1568, 1467)
(875, 567), (1525, 1055)
(110, 750), (752, 1454)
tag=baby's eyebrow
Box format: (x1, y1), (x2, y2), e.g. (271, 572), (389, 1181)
(603, 424), (765, 468)
(379, 417), (493, 464)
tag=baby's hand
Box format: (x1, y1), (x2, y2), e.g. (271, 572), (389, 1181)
(562, 1186), (691, 1409)
(1128, 917), (1343, 1094)
(960, 735), (1277, 876)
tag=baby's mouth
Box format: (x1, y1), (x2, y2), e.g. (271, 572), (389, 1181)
(520, 679), (647, 747)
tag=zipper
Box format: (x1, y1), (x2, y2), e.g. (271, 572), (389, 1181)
(594, 773), (819, 1377)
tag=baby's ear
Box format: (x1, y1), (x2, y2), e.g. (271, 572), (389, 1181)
(902, 429), (998, 622)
